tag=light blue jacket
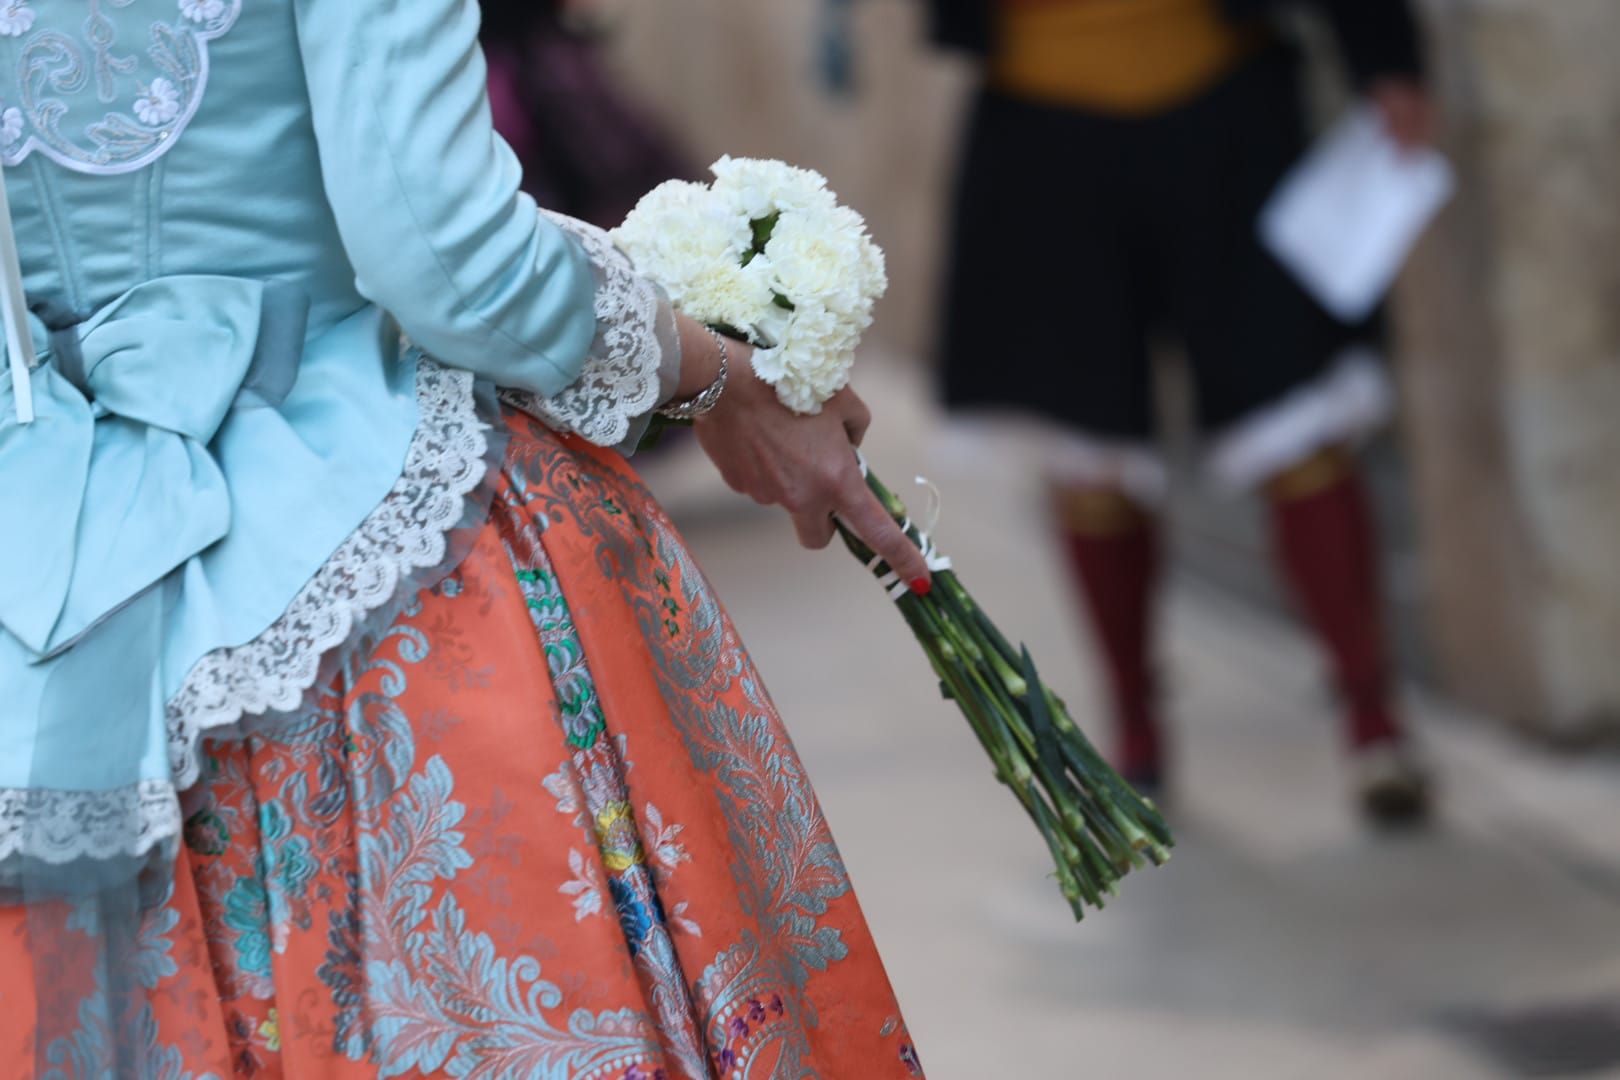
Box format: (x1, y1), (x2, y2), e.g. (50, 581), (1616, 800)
(0, 0), (651, 884)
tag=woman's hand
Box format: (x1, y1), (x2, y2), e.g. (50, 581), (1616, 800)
(1369, 77), (1436, 152)
(686, 332), (933, 592)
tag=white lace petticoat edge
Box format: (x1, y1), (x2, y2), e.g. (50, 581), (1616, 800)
(1, 355), (490, 869)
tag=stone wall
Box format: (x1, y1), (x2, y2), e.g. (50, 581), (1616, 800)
(1397, 0), (1620, 736)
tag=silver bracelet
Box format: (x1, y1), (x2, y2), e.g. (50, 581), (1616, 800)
(657, 328), (730, 421)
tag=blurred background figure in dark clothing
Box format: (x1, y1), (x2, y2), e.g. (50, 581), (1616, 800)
(480, 0), (696, 228)
(929, 0), (1435, 822)
(478, 5), (1620, 1070)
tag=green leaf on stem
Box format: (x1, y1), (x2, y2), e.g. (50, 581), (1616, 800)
(750, 212), (780, 253)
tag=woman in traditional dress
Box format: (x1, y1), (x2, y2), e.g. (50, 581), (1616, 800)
(0, 0), (930, 1076)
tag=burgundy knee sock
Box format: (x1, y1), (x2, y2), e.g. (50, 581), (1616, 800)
(1057, 512), (1163, 777)
(1267, 469), (1402, 749)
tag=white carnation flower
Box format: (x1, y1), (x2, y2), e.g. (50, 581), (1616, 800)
(780, 303), (854, 354)
(615, 159), (887, 415)
(829, 206), (888, 303)
(854, 222), (888, 299)
(764, 208), (868, 314)
(751, 302), (861, 414)
(751, 301), (794, 353)
(612, 181), (745, 261)
(678, 259), (776, 339)
(778, 354), (855, 415)
(764, 206), (886, 317)
(613, 181), (717, 243)
(611, 180), (751, 303)
(750, 343), (789, 384)
(710, 156), (837, 222)
(774, 381), (824, 416)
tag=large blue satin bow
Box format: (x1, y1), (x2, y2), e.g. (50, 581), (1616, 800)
(0, 275), (308, 659)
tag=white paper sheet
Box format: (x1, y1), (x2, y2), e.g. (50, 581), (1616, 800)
(1259, 104), (1455, 323)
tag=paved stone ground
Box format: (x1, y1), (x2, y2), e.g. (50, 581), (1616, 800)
(642, 366), (1620, 1080)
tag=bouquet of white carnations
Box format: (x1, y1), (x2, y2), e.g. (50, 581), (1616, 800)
(613, 159), (1172, 919)
(611, 156), (885, 414)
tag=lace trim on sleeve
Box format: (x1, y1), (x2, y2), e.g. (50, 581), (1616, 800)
(499, 210), (678, 448)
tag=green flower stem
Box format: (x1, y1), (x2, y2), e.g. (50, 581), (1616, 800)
(909, 602), (1028, 786)
(837, 464), (1174, 918)
(933, 615), (1125, 885)
(1029, 793), (1099, 914)
(897, 599), (1019, 785)
(1056, 736), (1172, 862)
(942, 622), (1135, 868)
(916, 608), (1054, 803)
(1013, 720), (1136, 872)
(902, 601), (1106, 891)
(917, 610), (1115, 879)
(944, 647), (1109, 854)
(936, 576), (1028, 696)
(1048, 706), (1172, 848)
(1034, 682), (1173, 855)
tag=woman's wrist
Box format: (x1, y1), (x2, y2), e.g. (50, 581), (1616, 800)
(663, 315), (754, 422)
(672, 315), (725, 400)
(659, 328), (730, 421)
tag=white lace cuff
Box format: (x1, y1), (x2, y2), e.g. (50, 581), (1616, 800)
(501, 210), (680, 450)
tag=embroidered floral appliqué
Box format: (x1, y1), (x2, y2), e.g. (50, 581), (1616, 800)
(0, 2), (35, 38)
(2, 0), (244, 173)
(179, 0), (226, 21)
(133, 78), (182, 125)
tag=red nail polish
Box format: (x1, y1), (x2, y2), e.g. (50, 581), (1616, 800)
(910, 577), (932, 597)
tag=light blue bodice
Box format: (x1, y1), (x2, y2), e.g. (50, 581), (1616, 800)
(0, 0), (641, 879)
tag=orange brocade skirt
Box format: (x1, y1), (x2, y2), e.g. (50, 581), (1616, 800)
(0, 413), (923, 1079)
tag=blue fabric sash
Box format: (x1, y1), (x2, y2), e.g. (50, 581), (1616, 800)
(0, 276), (309, 660)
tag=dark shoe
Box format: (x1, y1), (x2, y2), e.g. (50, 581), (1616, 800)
(1351, 740), (1433, 827)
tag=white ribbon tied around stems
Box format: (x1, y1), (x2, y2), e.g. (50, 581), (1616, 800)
(853, 452), (954, 601)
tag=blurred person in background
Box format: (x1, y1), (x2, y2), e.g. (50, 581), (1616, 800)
(929, 0), (1435, 823)
(480, 0), (695, 228)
